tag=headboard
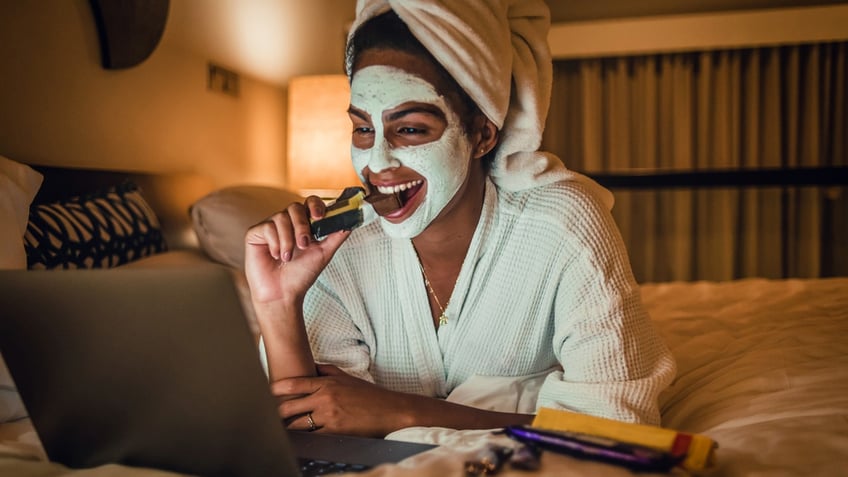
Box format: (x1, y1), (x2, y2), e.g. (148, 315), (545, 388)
(586, 165), (848, 190)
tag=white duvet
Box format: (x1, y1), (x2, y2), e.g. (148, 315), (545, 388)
(2, 277), (847, 476)
(650, 278), (848, 476)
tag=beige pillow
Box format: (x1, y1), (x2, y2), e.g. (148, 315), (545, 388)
(190, 185), (303, 269)
(0, 155), (43, 269)
(0, 155), (42, 423)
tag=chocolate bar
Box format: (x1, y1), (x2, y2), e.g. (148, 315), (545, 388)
(309, 187), (403, 239)
(365, 190), (402, 216)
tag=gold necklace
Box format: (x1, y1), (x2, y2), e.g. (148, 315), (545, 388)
(419, 263), (450, 326)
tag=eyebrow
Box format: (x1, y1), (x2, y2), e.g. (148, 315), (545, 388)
(385, 104), (446, 122)
(347, 107), (371, 121)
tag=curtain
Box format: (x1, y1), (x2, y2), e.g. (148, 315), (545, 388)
(544, 42), (848, 282)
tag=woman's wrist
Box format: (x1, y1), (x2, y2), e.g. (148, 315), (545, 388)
(397, 394), (534, 431)
(252, 295), (305, 331)
(254, 297), (317, 380)
(393, 393), (424, 429)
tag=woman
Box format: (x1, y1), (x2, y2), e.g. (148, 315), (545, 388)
(245, 1), (675, 438)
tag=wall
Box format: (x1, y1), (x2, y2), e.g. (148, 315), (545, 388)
(548, 4), (848, 59)
(2, 1), (844, 189)
(0, 0), (355, 188)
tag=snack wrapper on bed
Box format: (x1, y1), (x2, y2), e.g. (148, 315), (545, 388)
(532, 407), (717, 472)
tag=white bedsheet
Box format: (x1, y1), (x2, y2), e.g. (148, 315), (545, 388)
(1, 277), (846, 476)
(648, 278), (848, 476)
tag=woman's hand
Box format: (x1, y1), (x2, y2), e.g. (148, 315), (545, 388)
(273, 365), (536, 437)
(244, 196), (350, 306)
(245, 197), (350, 380)
(272, 364), (416, 437)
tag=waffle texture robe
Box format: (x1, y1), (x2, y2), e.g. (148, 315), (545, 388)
(302, 179), (676, 425)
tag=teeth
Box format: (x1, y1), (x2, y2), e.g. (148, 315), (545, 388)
(376, 180), (423, 195)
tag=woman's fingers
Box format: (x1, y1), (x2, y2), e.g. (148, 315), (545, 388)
(287, 202), (314, 250)
(247, 200), (314, 262)
(272, 378), (322, 425)
(271, 376), (326, 418)
(278, 399), (315, 424)
(245, 220), (281, 261)
(301, 412), (320, 432)
(246, 196), (350, 264)
(293, 195), (327, 247)
(305, 195), (327, 220)
(274, 205), (311, 260)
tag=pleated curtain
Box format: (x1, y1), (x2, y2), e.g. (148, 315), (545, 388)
(544, 42), (848, 282)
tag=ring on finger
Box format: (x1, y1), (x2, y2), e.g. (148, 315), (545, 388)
(306, 412), (316, 432)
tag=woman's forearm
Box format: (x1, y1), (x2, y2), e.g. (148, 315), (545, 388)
(393, 391), (534, 433)
(254, 298), (316, 381)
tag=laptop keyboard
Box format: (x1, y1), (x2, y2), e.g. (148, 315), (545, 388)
(298, 458), (371, 475)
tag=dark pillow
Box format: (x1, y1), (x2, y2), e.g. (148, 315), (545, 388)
(24, 182), (167, 269)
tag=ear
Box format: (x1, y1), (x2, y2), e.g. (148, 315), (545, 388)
(472, 117), (499, 160)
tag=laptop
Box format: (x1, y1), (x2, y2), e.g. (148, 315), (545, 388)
(0, 266), (435, 477)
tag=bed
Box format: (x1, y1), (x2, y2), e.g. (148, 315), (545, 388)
(1, 158), (847, 476)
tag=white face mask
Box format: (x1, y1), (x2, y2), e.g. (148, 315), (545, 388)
(350, 65), (473, 239)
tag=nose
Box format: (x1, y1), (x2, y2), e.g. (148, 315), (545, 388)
(367, 134), (401, 173)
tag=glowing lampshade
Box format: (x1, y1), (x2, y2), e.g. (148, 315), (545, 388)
(286, 75), (360, 197)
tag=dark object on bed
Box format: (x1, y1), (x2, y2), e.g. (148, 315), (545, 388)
(25, 182), (166, 270)
(29, 165), (213, 253)
(89, 0), (170, 69)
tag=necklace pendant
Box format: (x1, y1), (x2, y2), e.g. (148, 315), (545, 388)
(438, 313), (448, 326)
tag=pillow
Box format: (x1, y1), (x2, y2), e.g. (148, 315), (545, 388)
(0, 155), (42, 423)
(0, 155), (43, 269)
(24, 182), (167, 269)
(190, 185), (303, 269)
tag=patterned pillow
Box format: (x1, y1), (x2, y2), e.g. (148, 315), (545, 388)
(24, 182), (167, 269)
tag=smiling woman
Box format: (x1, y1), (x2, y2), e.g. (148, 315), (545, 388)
(243, 1), (675, 440)
(348, 63), (483, 238)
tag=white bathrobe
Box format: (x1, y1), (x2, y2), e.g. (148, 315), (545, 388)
(303, 179), (676, 425)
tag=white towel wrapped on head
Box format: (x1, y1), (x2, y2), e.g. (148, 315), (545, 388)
(347, 0), (613, 207)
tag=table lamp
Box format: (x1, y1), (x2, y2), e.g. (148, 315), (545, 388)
(286, 75), (360, 198)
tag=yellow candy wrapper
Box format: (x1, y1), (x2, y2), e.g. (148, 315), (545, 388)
(532, 407), (717, 472)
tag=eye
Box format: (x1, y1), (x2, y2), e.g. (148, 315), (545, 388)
(397, 126), (426, 135)
(353, 126), (374, 135)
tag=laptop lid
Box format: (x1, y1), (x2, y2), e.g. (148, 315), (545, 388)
(0, 266), (300, 477)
